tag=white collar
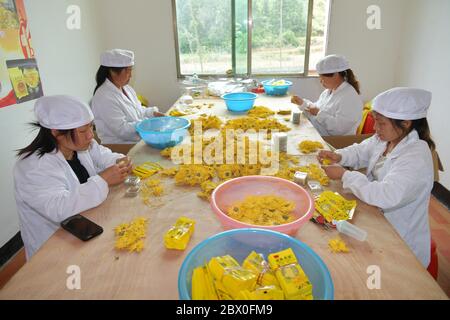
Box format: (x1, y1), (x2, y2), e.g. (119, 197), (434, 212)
(375, 130), (420, 159)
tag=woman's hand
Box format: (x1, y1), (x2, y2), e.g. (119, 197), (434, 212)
(317, 150), (342, 165)
(99, 164), (129, 186)
(322, 164), (346, 180)
(116, 156), (133, 174)
(291, 95), (304, 106)
(305, 106), (320, 116)
(153, 111), (166, 117)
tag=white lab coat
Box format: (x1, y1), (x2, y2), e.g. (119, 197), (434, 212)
(337, 130), (433, 267)
(91, 79), (158, 144)
(299, 81), (363, 136)
(14, 140), (123, 260)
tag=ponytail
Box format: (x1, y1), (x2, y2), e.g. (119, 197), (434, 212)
(339, 69), (360, 94)
(391, 117), (436, 151)
(411, 118), (435, 151)
(94, 66), (127, 94)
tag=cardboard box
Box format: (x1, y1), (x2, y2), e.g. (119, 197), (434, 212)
(322, 134), (443, 182)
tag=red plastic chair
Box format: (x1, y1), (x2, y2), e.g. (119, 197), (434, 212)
(427, 238), (438, 280)
(357, 102), (376, 135)
(360, 111), (375, 134)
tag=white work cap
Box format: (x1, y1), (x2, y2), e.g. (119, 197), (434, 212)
(100, 49), (134, 67)
(316, 54), (350, 74)
(372, 87), (432, 120)
(34, 95), (94, 130)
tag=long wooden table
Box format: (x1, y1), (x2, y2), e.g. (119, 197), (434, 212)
(0, 95), (447, 299)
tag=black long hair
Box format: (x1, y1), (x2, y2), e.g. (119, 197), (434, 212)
(17, 122), (76, 159)
(94, 65), (127, 94)
(321, 69), (361, 94)
(391, 118), (436, 151)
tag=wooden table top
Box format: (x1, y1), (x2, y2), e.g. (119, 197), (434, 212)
(0, 95), (447, 300)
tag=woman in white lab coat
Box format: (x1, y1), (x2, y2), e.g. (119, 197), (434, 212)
(318, 87), (435, 267)
(91, 49), (164, 144)
(291, 55), (363, 136)
(14, 95), (132, 259)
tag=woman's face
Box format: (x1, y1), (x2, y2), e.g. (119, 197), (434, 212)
(112, 67), (133, 87)
(56, 123), (94, 151)
(319, 73), (341, 90)
(372, 112), (406, 142)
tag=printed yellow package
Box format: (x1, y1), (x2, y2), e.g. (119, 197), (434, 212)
(268, 248), (313, 300)
(208, 255), (240, 281)
(163, 216), (195, 250)
(23, 68), (40, 88)
(191, 265), (219, 300)
(132, 162), (162, 179)
(242, 251), (279, 287)
(315, 191), (357, 222)
(237, 286), (284, 300)
(221, 267), (257, 299)
(8, 67), (28, 99)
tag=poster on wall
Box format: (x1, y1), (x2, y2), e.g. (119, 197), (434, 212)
(0, 0), (43, 108)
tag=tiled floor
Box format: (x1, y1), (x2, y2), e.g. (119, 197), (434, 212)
(429, 196), (450, 297)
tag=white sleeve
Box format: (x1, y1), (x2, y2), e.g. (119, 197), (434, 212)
(89, 140), (124, 171)
(144, 106), (159, 117)
(337, 135), (378, 170)
(313, 107), (345, 136)
(127, 86), (159, 118)
(98, 99), (141, 141)
(16, 164), (109, 224)
(298, 99), (313, 111)
(341, 151), (430, 210)
(310, 89), (362, 136)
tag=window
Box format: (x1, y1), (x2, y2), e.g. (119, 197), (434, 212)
(173, 0), (330, 77)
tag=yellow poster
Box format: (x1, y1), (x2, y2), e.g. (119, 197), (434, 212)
(0, 0), (43, 108)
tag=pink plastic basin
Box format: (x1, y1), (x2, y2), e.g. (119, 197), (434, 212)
(210, 176), (315, 235)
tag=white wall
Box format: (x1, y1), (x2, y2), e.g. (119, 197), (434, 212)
(95, 0), (181, 111)
(395, 0), (450, 188)
(93, 0), (409, 108)
(326, 0), (407, 102)
(0, 0), (103, 247)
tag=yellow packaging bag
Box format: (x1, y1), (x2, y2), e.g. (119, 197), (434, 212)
(242, 251), (279, 287)
(163, 216), (195, 250)
(268, 248), (313, 300)
(8, 67), (29, 99)
(315, 191), (357, 222)
(208, 255), (240, 281)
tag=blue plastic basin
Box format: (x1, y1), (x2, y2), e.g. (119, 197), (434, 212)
(136, 116), (190, 149)
(221, 92), (258, 112)
(178, 228), (334, 300)
(262, 80), (293, 96)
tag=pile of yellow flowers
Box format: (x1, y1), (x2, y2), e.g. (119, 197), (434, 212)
(297, 163), (329, 186)
(223, 117), (290, 134)
(160, 166), (179, 177)
(156, 114), (330, 200)
(159, 134), (302, 199)
(189, 115), (223, 135)
(174, 164), (216, 186)
(328, 238), (349, 253)
(197, 180), (219, 200)
(227, 195), (296, 226)
(140, 179), (164, 206)
(298, 140), (324, 154)
(247, 106), (275, 118)
(114, 217), (148, 252)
